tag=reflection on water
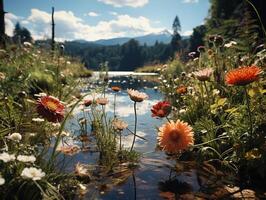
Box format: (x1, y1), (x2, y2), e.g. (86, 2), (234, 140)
(62, 72), (200, 199)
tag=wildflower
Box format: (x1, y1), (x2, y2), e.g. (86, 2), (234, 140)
(197, 46), (205, 53)
(23, 42), (32, 47)
(176, 85), (187, 95)
(151, 101), (171, 118)
(112, 119), (128, 131)
(84, 99), (92, 107)
(7, 132), (22, 141)
(51, 122), (61, 128)
(181, 72), (186, 77)
(0, 72), (5, 81)
(188, 52), (196, 58)
(0, 175), (5, 185)
(193, 68), (213, 81)
(224, 41), (237, 48)
(225, 66), (262, 86)
(17, 155), (36, 163)
(96, 97), (108, 105)
(213, 89), (220, 95)
(158, 120), (194, 153)
(0, 152), (16, 163)
(21, 167), (45, 181)
(75, 163), (90, 177)
(32, 118), (45, 122)
(36, 95), (65, 123)
(111, 86), (121, 92)
(179, 108), (187, 114)
(127, 89), (148, 102)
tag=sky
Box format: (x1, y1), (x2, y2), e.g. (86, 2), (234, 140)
(4, 0), (210, 42)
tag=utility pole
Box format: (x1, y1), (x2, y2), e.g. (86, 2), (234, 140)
(0, 0), (6, 48)
(51, 7), (55, 52)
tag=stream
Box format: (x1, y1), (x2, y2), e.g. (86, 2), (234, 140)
(60, 72), (201, 199)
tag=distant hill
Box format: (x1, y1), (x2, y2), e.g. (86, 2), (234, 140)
(72, 30), (174, 46)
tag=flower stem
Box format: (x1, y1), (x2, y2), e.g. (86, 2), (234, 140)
(130, 101), (137, 152)
(166, 116), (171, 123)
(119, 130), (122, 151)
(203, 81), (211, 109)
(244, 86), (253, 135)
(114, 93), (116, 118)
(102, 105), (108, 133)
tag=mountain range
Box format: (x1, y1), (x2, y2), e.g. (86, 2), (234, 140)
(72, 30), (189, 46)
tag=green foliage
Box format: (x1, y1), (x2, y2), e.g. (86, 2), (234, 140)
(159, 39), (266, 180)
(64, 39), (174, 70)
(0, 44), (92, 199)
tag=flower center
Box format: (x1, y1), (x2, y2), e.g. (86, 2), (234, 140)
(169, 129), (181, 143)
(46, 101), (58, 111)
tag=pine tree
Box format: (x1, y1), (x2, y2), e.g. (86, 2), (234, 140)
(171, 15), (182, 51)
(13, 22), (32, 43)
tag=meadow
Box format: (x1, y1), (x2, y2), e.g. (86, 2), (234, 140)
(0, 35), (265, 199)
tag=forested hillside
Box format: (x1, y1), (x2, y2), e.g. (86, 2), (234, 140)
(62, 0), (265, 71)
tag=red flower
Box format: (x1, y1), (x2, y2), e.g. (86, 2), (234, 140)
(225, 66), (262, 86)
(151, 101), (171, 118)
(84, 99), (92, 107)
(37, 95), (64, 122)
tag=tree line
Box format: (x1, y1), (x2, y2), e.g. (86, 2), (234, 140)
(0, 0), (265, 71)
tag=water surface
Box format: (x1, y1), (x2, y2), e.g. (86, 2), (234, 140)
(62, 72), (200, 199)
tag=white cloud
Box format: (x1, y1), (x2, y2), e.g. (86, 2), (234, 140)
(98, 0), (149, 8)
(182, 0), (199, 3)
(86, 12), (99, 17)
(182, 30), (193, 36)
(5, 13), (19, 36)
(20, 9), (165, 41)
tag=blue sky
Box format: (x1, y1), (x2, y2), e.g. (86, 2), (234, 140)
(4, 0), (210, 41)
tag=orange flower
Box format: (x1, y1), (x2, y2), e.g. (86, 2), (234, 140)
(151, 101), (171, 118)
(225, 66), (262, 86)
(96, 97), (108, 105)
(158, 120), (194, 153)
(176, 85), (187, 95)
(37, 95), (64, 123)
(111, 86), (121, 92)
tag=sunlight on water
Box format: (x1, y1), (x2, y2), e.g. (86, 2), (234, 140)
(62, 73), (200, 199)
